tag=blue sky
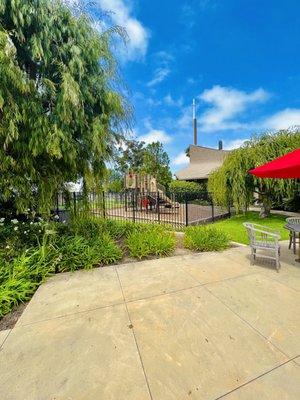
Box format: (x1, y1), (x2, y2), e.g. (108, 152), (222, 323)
(83, 0), (300, 173)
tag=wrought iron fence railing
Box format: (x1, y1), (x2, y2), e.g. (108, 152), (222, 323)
(56, 190), (232, 228)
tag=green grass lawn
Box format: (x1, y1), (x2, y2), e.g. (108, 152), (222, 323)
(213, 211), (289, 244)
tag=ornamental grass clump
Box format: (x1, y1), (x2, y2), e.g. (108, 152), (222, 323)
(184, 226), (229, 252)
(70, 215), (136, 240)
(126, 225), (176, 259)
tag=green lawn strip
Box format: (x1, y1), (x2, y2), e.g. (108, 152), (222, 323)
(212, 211), (289, 244)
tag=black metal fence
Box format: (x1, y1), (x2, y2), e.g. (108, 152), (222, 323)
(56, 190), (232, 228)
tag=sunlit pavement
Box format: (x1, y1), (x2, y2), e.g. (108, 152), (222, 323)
(1, 243), (299, 399)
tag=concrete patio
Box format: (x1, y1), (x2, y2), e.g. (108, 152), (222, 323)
(0, 243), (299, 399)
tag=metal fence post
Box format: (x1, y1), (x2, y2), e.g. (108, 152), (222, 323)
(157, 191), (160, 223)
(185, 192), (188, 226)
(73, 192), (77, 216)
(102, 191), (106, 218)
(56, 195), (59, 218)
(132, 191), (136, 223)
(211, 196), (215, 222)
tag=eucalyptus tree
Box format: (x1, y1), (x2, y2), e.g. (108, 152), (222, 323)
(0, 0), (130, 213)
(208, 131), (300, 217)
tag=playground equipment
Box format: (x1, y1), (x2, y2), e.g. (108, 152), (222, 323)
(124, 172), (179, 211)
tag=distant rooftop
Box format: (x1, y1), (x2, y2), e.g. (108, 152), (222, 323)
(175, 145), (230, 181)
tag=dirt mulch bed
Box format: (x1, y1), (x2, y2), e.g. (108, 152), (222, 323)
(0, 302), (28, 331)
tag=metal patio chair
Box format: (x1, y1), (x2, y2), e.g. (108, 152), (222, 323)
(243, 222), (281, 272)
(286, 217), (300, 254)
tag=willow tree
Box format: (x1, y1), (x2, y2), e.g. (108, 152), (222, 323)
(208, 131), (300, 217)
(0, 0), (130, 213)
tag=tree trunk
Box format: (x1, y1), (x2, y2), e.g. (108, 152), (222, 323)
(259, 199), (271, 218)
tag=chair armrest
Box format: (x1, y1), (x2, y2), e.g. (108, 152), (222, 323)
(251, 228), (281, 239)
(250, 224), (280, 236)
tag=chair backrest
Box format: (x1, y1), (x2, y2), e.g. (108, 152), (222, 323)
(243, 223), (255, 245)
(286, 217), (300, 225)
(243, 222), (280, 245)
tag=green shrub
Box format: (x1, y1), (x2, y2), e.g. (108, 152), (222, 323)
(169, 180), (206, 197)
(95, 234), (123, 265)
(0, 218), (67, 254)
(0, 245), (59, 317)
(184, 225), (229, 252)
(54, 233), (122, 272)
(126, 225), (175, 259)
(70, 215), (135, 240)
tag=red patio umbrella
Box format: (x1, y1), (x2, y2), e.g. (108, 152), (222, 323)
(249, 147), (300, 262)
(249, 148), (300, 179)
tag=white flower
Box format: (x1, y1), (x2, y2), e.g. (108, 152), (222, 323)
(5, 245), (10, 249)
(11, 219), (18, 224)
(38, 230), (41, 233)
(0, 217), (5, 222)
(30, 221), (33, 225)
(14, 226), (18, 231)
(24, 230), (27, 234)
(62, 220), (66, 224)
(54, 215), (59, 220)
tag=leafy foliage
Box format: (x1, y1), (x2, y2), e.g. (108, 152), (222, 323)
(126, 225), (175, 259)
(184, 226), (229, 252)
(208, 131), (300, 215)
(54, 234), (122, 272)
(115, 140), (172, 188)
(0, 242), (59, 317)
(0, 0), (129, 213)
(169, 180), (206, 201)
(141, 142), (173, 188)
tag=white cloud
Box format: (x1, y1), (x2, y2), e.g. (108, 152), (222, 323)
(198, 85), (270, 132)
(147, 98), (162, 107)
(146, 50), (173, 87)
(147, 67), (171, 87)
(67, 0), (149, 61)
(177, 106), (192, 130)
(138, 129), (172, 144)
(262, 108), (300, 131)
(223, 138), (247, 150)
(172, 152), (189, 166)
(164, 94), (183, 107)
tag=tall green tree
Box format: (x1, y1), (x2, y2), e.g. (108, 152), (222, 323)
(208, 130), (300, 217)
(115, 139), (145, 173)
(115, 139), (172, 188)
(141, 142), (172, 188)
(0, 0), (129, 213)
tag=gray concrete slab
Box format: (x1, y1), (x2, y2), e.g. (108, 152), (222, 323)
(18, 267), (123, 325)
(127, 287), (287, 400)
(220, 360), (300, 400)
(207, 273), (300, 357)
(180, 252), (252, 284)
(1, 245), (299, 400)
(117, 259), (199, 301)
(0, 305), (151, 400)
